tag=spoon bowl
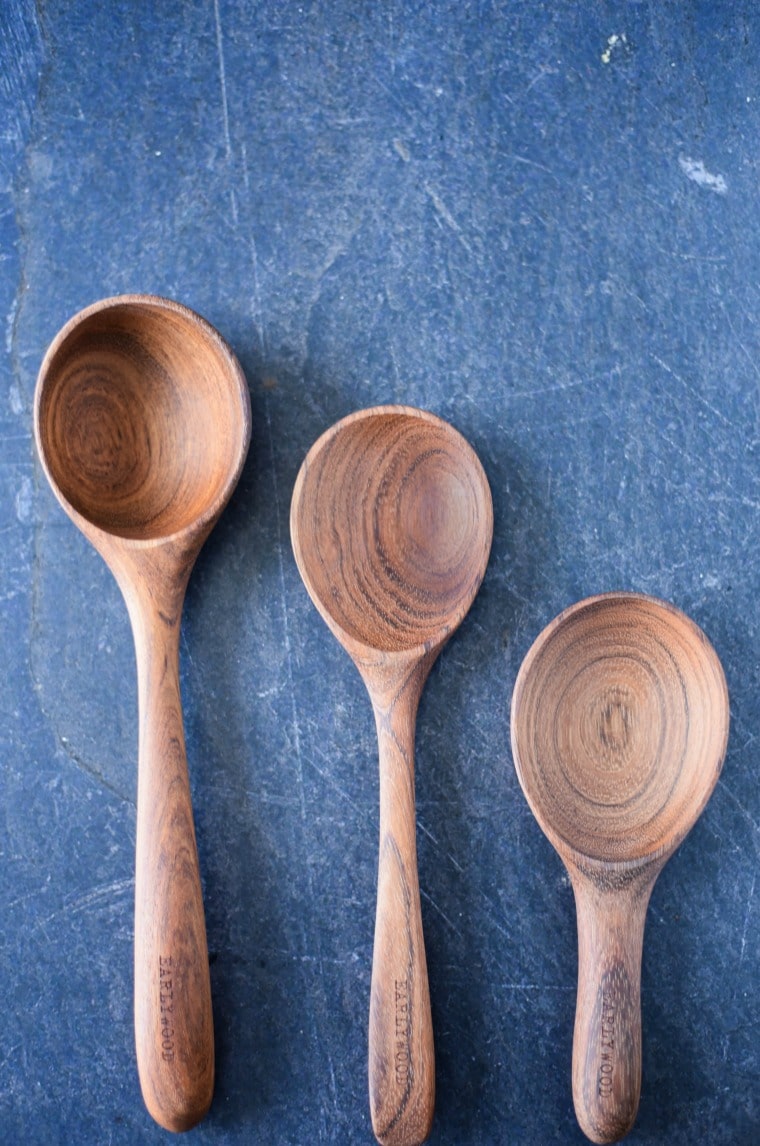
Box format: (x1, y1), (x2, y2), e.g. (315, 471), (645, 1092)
(36, 297), (246, 541)
(35, 295), (251, 1131)
(511, 592), (729, 1143)
(291, 406), (492, 1146)
(292, 407), (490, 655)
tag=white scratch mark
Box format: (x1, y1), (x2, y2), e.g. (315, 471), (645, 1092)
(216, 785), (300, 808)
(250, 234), (266, 355)
(499, 982), (573, 992)
(524, 65), (556, 94)
(718, 778), (760, 837)
(9, 383), (23, 416)
(15, 475), (32, 522)
(65, 877), (134, 914)
(241, 140), (250, 191)
(307, 749), (367, 821)
(7, 887), (46, 911)
(264, 402), (303, 823)
(36, 877), (134, 931)
(325, 1053), (338, 1116)
(417, 819), (439, 847)
(0, 1042), (21, 1075)
(723, 304), (760, 383)
(213, 0), (232, 161)
(284, 951), (362, 965)
(424, 184), (473, 253)
(6, 295), (18, 355)
(388, 331), (403, 400)
(709, 492), (760, 512)
(392, 138), (410, 162)
(417, 817), (465, 872)
(213, 0), (237, 225)
(740, 872), (756, 964)
(651, 354), (731, 426)
(679, 156), (728, 195)
(508, 376), (588, 400)
(503, 152), (558, 180)
(419, 888), (463, 938)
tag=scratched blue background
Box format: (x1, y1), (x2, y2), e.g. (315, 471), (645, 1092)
(2, 2), (759, 1143)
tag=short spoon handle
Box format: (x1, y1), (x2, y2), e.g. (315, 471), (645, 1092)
(368, 683), (434, 1146)
(131, 597), (213, 1132)
(571, 873), (654, 1144)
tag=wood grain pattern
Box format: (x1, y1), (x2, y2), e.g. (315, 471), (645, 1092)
(511, 592), (729, 1144)
(290, 406), (493, 1146)
(34, 295), (251, 1132)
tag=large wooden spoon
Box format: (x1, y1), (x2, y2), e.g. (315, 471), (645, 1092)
(290, 406), (493, 1145)
(34, 295), (251, 1131)
(510, 592), (729, 1143)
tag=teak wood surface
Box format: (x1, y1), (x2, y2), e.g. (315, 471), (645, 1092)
(510, 592), (729, 1144)
(34, 295), (251, 1132)
(291, 406), (493, 1146)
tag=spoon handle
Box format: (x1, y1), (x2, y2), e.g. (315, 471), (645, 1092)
(571, 874), (654, 1144)
(368, 682), (434, 1146)
(131, 602), (214, 1132)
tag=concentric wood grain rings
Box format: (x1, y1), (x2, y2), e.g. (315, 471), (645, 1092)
(290, 405), (493, 654)
(35, 295), (248, 541)
(511, 592), (729, 865)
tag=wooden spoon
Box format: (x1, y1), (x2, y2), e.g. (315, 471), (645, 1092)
(510, 592), (729, 1144)
(290, 406), (493, 1146)
(34, 295), (251, 1132)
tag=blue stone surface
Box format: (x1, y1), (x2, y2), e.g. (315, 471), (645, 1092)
(1, 2), (759, 1142)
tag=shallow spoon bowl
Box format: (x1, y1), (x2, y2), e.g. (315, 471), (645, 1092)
(510, 592), (729, 1143)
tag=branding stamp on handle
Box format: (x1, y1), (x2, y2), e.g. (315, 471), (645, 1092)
(159, 955), (175, 1062)
(394, 979), (411, 1085)
(597, 989), (615, 1097)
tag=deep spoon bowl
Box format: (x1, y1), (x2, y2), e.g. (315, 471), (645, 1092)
(291, 406), (493, 1146)
(34, 295), (251, 1131)
(511, 592), (729, 1143)
(35, 295), (248, 541)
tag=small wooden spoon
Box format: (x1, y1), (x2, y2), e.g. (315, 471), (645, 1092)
(290, 406), (493, 1146)
(34, 295), (251, 1131)
(511, 592), (729, 1144)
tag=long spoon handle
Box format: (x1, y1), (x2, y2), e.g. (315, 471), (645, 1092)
(571, 874), (654, 1144)
(368, 686), (434, 1146)
(132, 601), (213, 1132)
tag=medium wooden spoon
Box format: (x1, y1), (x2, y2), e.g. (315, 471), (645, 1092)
(510, 592), (729, 1144)
(34, 295), (251, 1131)
(290, 406), (493, 1146)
